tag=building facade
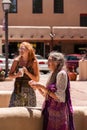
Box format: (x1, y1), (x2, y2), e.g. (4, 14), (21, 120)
(0, 0), (87, 57)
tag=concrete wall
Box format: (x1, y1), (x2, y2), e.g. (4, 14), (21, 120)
(0, 91), (12, 107)
(0, 91), (87, 130)
(0, 107), (43, 130)
(73, 106), (87, 130)
(0, 106), (87, 130)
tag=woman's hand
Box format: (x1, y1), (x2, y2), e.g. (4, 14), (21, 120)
(29, 80), (47, 97)
(29, 80), (38, 90)
(23, 66), (39, 82)
(29, 80), (48, 97)
(23, 66), (28, 75)
(16, 71), (23, 77)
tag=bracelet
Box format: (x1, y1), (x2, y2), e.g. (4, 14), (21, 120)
(47, 89), (51, 95)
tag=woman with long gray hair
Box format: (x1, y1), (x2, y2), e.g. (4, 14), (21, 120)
(29, 51), (75, 130)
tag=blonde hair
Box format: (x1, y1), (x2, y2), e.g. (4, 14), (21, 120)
(19, 42), (36, 66)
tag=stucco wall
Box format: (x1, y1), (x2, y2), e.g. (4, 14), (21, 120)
(0, 0), (87, 26)
(0, 106), (87, 130)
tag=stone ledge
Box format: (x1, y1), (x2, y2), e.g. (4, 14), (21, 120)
(0, 91), (12, 107)
(73, 106), (87, 130)
(0, 106), (87, 130)
(0, 107), (43, 130)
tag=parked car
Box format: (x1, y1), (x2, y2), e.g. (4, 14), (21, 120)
(35, 54), (49, 73)
(0, 54), (13, 71)
(65, 54), (82, 73)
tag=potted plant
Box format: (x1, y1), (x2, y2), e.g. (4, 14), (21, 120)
(68, 66), (77, 81)
(0, 67), (5, 81)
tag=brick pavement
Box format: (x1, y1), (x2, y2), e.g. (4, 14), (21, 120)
(0, 74), (87, 107)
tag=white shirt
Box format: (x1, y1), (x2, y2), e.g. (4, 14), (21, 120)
(55, 70), (68, 102)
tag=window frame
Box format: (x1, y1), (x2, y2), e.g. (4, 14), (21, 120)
(33, 0), (43, 14)
(9, 0), (17, 13)
(54, 0), (64, 13)
(80, 14), (87, 27)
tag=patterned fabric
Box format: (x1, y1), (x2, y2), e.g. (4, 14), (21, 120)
(42, 81), (75, 130)
(66, 77), (75, 130)
(55, 70), (67, 102)
(9, 66), (36, 107)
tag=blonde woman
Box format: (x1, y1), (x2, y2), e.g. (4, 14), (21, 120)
(9, 42), (39, 107)
(29, 51), (75, 130)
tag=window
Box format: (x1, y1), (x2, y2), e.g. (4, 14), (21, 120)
(9, 0), (17, 13)
(33, 0), (42, 13)
(54, 0), (64, 13)
(80, 14), (87, 27)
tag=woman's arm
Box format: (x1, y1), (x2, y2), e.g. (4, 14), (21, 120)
(29, 71), (67, 101)
(29, 80), (58, 99)
(29, 80), (47, 96)
(23, 59), (40, 81)
(8, 59), (22, 79)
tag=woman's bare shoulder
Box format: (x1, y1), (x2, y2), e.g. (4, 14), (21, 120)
(14, 56), (20, 62)
(32, 59), (39, 69)
(33, 58), (38, 63)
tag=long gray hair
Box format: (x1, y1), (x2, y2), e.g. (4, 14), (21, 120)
(46, 51), (66, 86)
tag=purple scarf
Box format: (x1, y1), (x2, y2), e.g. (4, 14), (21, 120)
(66, 76), (75, 130)
(47, 76), (75, 130)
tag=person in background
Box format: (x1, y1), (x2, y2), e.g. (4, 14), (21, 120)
(9, 41), (40, 107)
(29, 51), (75, 130)
(82, 48), (87, 60)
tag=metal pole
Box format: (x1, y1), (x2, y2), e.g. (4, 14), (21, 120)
(43, 43), (45, 57)
(50, 37), (53, 51)
(50, 26), (54, 51)
(4, 11), (9, 77)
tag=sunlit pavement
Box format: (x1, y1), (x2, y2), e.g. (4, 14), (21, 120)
(0, 73), (87, 107)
